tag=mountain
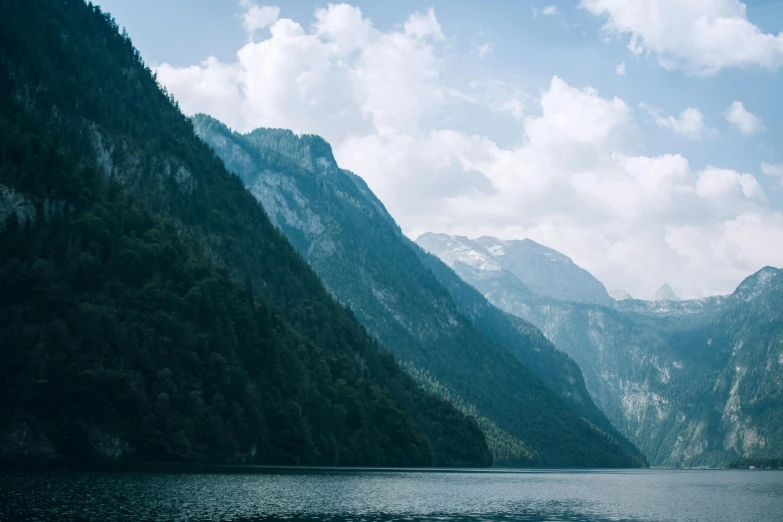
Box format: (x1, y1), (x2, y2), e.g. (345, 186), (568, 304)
(609, 289), (633, 301)
(0, 0), (492, 467)
(193, 115), (646, 468)
(419, 233), (783, 467)
(409, 248), (644, 463)
(417, 234), (613, 305)
(654, 283), (681, 302)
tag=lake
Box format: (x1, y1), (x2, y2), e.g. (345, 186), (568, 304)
(1, 467), (781, 521)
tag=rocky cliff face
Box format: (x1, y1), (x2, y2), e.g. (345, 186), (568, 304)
(419, 233), (783, 467)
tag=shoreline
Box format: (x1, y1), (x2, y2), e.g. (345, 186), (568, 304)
(1, 460), (768, 474)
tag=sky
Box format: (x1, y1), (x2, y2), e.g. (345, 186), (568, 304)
(94, 0), (783, 300)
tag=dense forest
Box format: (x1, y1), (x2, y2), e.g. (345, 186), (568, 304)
(0, 0), (492, 466)
(193, 116), (647, 468)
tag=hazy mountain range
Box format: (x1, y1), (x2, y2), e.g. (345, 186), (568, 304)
(418, 233), (783, 467)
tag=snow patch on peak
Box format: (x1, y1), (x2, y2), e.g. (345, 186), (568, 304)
(487, 244), (506, 256)
(416, 233), (502, 272)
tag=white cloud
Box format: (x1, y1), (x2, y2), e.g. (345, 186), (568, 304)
(403, 8), (445, 41)
(336, 77), (775, 298)
(239, 2), (280, 39)
(696, 167), (766, 207)
(615, 61), (626, 76)
(640, 103), (710, 139)
(475, 42), (493, 59)
(724, 101), (764, 135)
(157, 3), (446, 140)
(156, 57), (243, 129)
(762, 162), (783, 178)
(158, 3), (783, 299)
(543, 5), (561, 16)
(470, 79), (528, 119)
(664, 212), (783, 297)
(762, 162), (783, 187)
(527, 77), (631, 150)
(581, 0), (783, 74)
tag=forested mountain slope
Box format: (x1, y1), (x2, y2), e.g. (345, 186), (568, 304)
(420, 233), (783, 467)
(0, 0), (492, 467)
(410, 248), (641, 461)
(193, 116), (646, 468)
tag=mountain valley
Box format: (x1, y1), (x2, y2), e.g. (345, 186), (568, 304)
(418, 233), (783, 467)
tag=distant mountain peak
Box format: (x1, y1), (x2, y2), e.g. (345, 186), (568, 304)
(192, 114), (339, 174)
(734, 266), (781, 301)
(416, 233), (503, 272)
(609, 289), (632, 301)
(475, 236), (510, 257)
(418, 233), (612, 305)
(654, 283), (680, 302)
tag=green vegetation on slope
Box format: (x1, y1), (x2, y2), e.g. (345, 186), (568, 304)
(413, 248), (644, 464)
(193, 116), (646, 468)
(0, 0), (491, 467)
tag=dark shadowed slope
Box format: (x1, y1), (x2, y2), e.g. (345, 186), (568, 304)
(0, 0), (491, 467)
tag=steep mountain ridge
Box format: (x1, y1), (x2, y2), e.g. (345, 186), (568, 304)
(194, 115), (646, 467)
(420, 233), (783, 467)
(0, 0), (491, 466)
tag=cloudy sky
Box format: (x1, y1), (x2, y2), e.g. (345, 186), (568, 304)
(96, 0), (783, 299)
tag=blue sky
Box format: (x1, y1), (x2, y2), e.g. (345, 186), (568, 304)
(95, 0), (783, 299)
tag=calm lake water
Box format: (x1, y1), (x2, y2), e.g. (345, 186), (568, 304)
(1, 468), (782, 521)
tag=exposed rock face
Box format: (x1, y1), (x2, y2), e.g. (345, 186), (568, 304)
(419, 232), (783, 468)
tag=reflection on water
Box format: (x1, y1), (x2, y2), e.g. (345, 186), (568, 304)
(1, 468), (782, 521)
